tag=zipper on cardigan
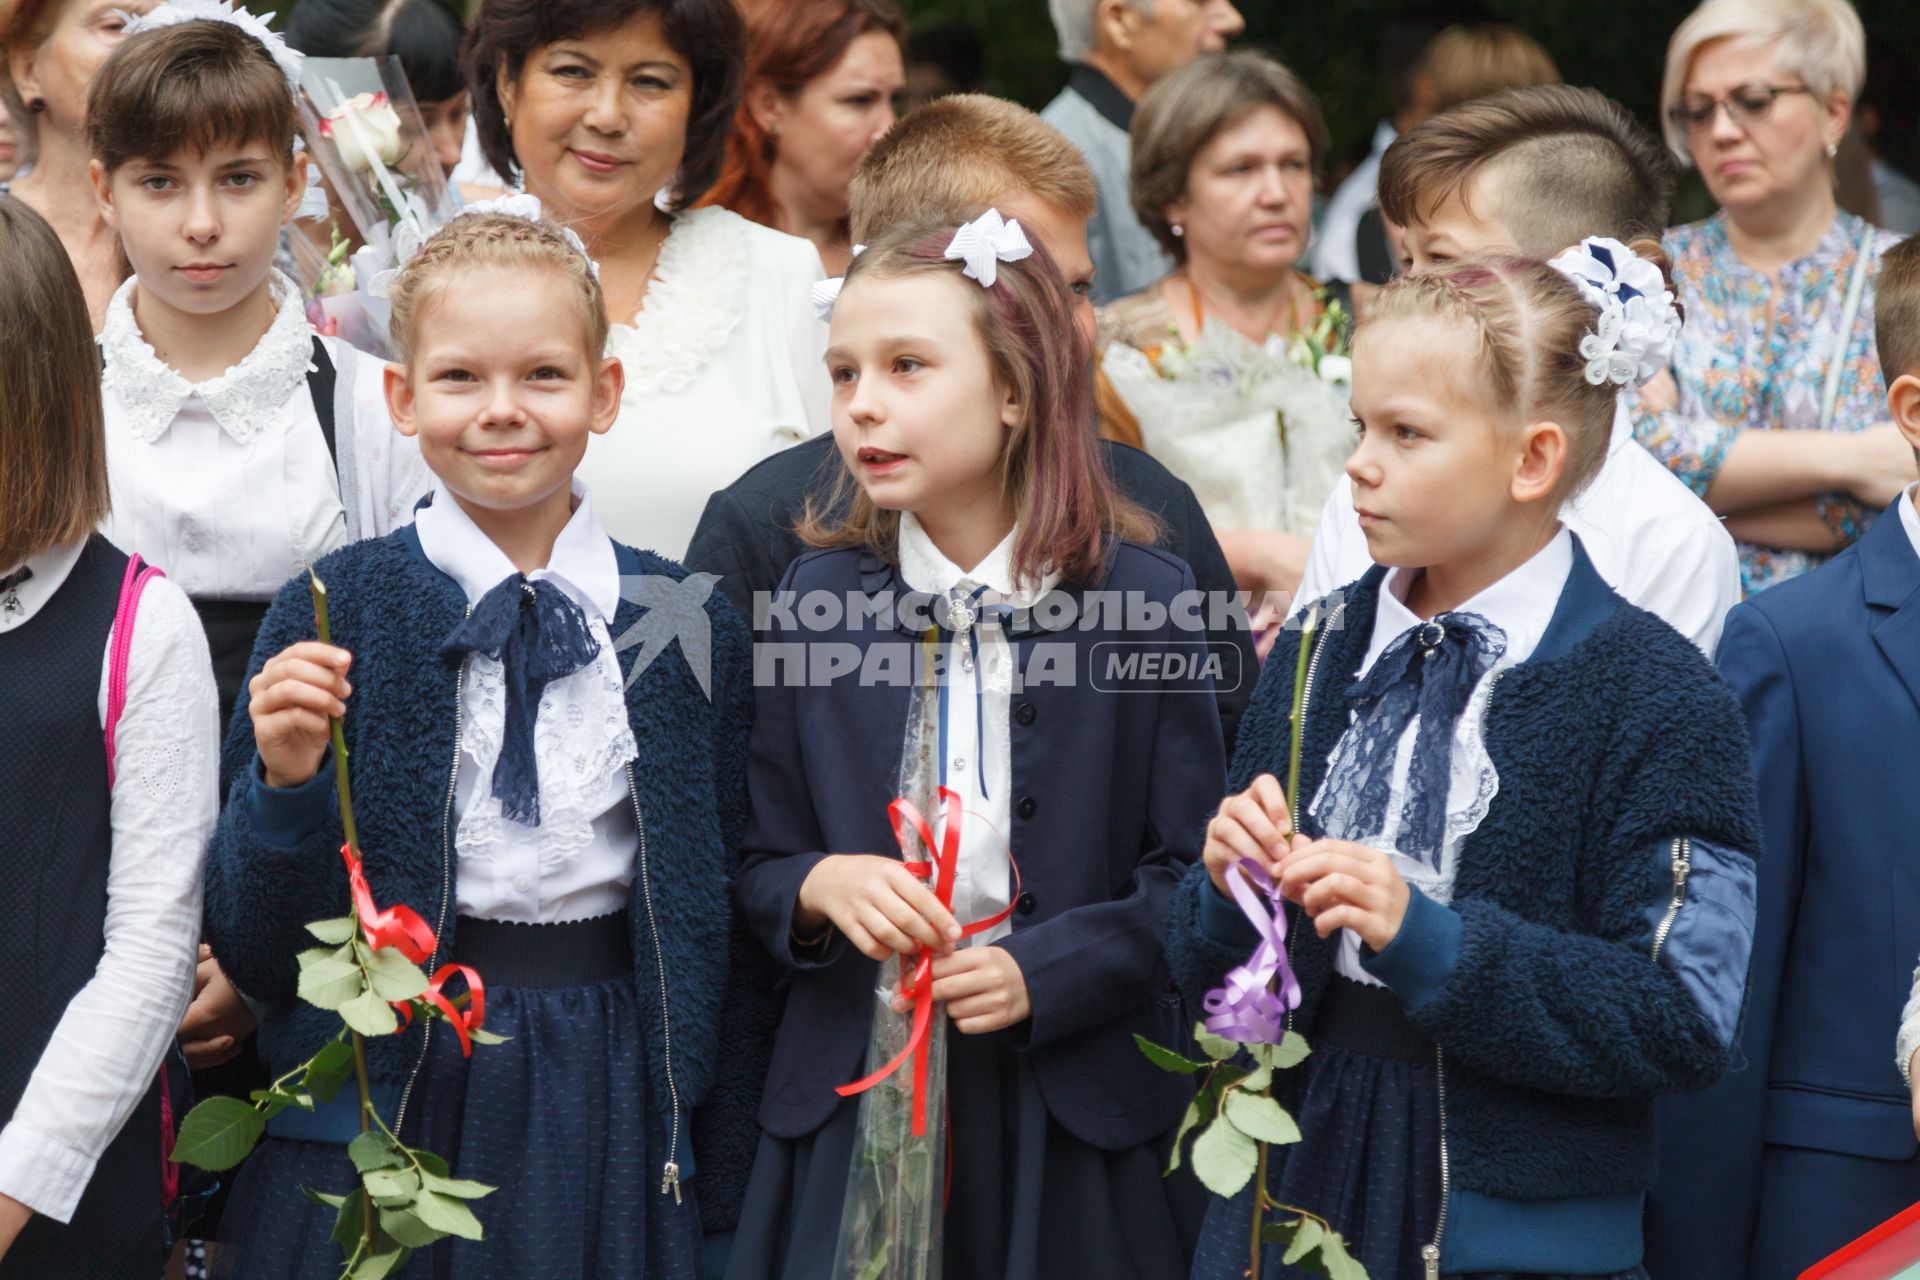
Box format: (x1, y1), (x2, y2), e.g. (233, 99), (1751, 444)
(396, 647), (468, 1134)
(1649, 837), (1693, 963)
(627, 763), (684, 1203)
(1282, 621), (1333, 1034)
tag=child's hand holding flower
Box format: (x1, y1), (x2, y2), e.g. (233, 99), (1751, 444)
(1278, 838), (1412, 954)
(1204, 773), (1307, 899)
(797, 855), (963, 962)
(918, 947), (1030, 1034)
(249, 641), (353, 789)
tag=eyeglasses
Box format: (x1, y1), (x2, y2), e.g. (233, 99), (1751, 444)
(1667, 84), (1815, 134)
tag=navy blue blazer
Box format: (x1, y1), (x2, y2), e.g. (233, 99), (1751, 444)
(1648, 505), (1920, 1278)
(734, 540), (1227, 1151)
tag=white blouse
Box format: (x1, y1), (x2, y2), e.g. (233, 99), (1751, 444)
(896, 516), (1060, 946)
(98, 271), (429, 600)
(1310, 528), (1572, 985)
(414, 484), (639, 925)
(585, 206), (830, 560)
(0, 540), (217, 1222)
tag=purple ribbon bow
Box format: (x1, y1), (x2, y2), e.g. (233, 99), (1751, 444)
(1201, 858), (1303, 1045)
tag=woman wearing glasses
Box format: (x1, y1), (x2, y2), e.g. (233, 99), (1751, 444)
(1636, 0), (1905, 593)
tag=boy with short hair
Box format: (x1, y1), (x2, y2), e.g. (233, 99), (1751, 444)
(1295, 84), (1742, 653)
(1651, 233), (1920, 1277)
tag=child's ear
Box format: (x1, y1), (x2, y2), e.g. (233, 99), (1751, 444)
(588, 355), (624, 436)
(278, 150), (311, 226)
(383, 362), (419, 438)
(89, 159), (118, 231)
(1511, 419), (1568, 505)
(1890, 373), (1920, 459)
(999, 378), (1022, 431)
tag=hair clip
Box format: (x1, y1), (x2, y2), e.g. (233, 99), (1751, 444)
(367, 193), (601, 299)
(945, 208), (1031, 288)
(1548, 237), (1683, 388)
(120, 1), (303, 92)
(809, 244), (866, 322)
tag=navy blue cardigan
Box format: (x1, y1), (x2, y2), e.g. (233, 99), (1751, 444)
(202, 524), (753, 1228)
(735, 541), (1227, 1152)
(1167, 543), (1761, 1269)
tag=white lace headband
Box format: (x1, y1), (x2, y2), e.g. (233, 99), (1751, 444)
(1547, 237), (1683, 389)
(121, 2), (303, 90)
(810, 207), (1036, 323)
(367, 193), (602, 299)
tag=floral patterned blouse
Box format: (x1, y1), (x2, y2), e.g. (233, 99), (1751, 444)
(1633, 210), (1900, 594)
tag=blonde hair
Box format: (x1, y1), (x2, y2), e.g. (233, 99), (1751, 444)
(0, 197), (110, 568)
(1355, 254), (1635, 501)
(849, 94), (1095, 243)
(1425, 24), (1560, 113)
(385, 212), (607, 363)
(1660, 0), (1865, 160)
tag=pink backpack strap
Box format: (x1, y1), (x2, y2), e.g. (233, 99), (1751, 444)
(104, 553), (163, 788)
(98, 553), (181, 1212)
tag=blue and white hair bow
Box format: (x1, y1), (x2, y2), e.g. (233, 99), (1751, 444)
(1548, 237), (1683, 388)
(367, 193), (601, 299)
(945, 208), (1032, 288)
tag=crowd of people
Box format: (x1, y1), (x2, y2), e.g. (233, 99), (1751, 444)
(1, 0), (1918, 1277)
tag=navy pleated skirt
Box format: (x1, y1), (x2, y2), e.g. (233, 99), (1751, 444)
(1190, 977), (1649, 1280)
(220, 912), (702, 1279)
(726, 1021), (1205, 1280)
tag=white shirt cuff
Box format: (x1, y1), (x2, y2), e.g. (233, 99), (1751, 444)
(0, 1120), (96, 1223)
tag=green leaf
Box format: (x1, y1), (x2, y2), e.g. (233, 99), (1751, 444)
(1271, 1031), (1311, 1071)
(1261, 1216), (1302, 1246)
(305, 915), (357, 945)
(363, 946), (430, 1003)
(1189, 1114), (1258, 1197)
(1283, 1214), (1325, 1265)
(465, 1026), (509, 1046)
(377, 1205), (442, 1249)
(303, 1039), (355, 1104)
(412, 1189), (485, 1241)
(328, 1185), (365, 1249)
(350, 1245), (408, 1280)
(1318, 1229), (1369, 1280)
(248, 1087), (313, 1115)
(297, 945), (366, 1011)
(348, 1131), (407, 1174)
(1223, 1091), (1303, 1145)
(1164, 1096), (1206, 1174)
(1237, 1062), (1273, 1094)
(340, 989), (400, 1037)
(363, 1166), (421, 1206)
(1133, 1034), (1205, 1075)
(420, 1170), (495, 1200)
(169, 1095), (266, 1172)
(1192, 1023), (1240, 1061)
(302, 1187), (347, 1210)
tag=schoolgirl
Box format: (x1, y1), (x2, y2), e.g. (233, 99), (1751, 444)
(202, 207), (752, 1277)
(86, 5), (427, 725)
(0, 197), (218, 1276)
(727, 211), (1226, 1280)
(1170, 247), (1762, 1279)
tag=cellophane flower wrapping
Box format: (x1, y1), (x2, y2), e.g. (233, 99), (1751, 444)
(831, 666), (948, 1280)
(289, 55), (460, 356)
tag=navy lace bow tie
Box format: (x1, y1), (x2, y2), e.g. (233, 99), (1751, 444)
(439, 574), (603, 827)
(1321, 611), (1507, 869)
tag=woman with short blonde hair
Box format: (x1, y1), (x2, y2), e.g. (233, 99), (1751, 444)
(1633, 0), (1906, 593)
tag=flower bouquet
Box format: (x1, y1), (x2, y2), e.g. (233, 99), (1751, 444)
(169, 571), (503, 1280)
(288, 56), (460, 355)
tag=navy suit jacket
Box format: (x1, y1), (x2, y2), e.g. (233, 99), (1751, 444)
(734, 540), (1227, 1151)
(1647, 505), (1920, 1277)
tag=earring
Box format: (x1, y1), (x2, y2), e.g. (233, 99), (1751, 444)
(770, 121), (781, 139)
(1170, 223), (1184, 238)
(1828, 142), (1839, 159)
(26, 97), (43, 113)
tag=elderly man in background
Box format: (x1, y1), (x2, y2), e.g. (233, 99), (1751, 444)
(1041, 0), (1244, 303)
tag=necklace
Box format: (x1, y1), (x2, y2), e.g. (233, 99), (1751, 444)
(0, 566), (34, 622)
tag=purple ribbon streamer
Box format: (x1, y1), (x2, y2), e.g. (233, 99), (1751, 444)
(1201, 858), (1303, 1045)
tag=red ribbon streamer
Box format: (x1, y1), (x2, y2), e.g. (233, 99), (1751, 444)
(834, 787), (1022, 1136)
(341, 844), (437, 964)
(422, 964), (487, 1057)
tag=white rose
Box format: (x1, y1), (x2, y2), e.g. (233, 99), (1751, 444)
(1317, 353), (1352, 385)
(322, 92), (404, 174)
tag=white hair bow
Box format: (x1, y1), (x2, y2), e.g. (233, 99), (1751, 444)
(121, 1), (303, 90)
(366, 193), (601, 299)
(810, 244), (866, 323)
(1548, 237), (1683, 389)
(945, 209), (1032, 288)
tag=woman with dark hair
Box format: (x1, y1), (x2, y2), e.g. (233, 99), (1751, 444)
(285, 0), (473, 178)
(700, 0), (904, 274)
(465, 0), (830, 556)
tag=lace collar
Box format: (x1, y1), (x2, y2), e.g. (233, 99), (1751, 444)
(604, 206), (753, 398)
(896, 513), (1060, 606)
(102, 269), (314, 446)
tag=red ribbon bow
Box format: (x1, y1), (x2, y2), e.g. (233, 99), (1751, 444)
(834, 787), (1022, 1136)
(339, 845), (490, 1056)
